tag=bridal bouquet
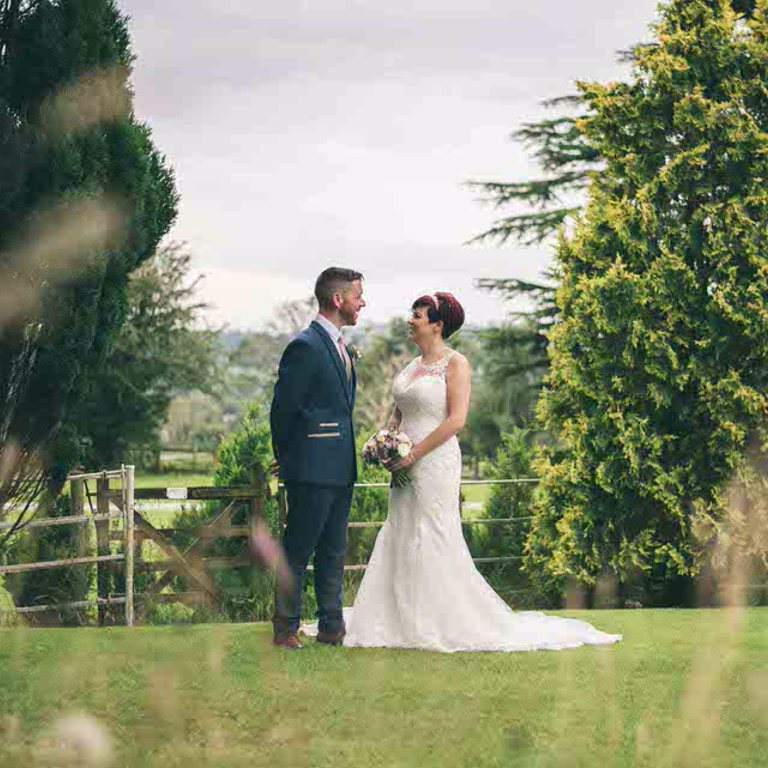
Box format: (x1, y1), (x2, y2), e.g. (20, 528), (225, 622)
(361, 428), (413, 487)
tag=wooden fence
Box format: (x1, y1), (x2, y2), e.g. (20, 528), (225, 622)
(0, 467), (134, 622)
(0, 464), (269, 625)
(1, 468), (536, 624)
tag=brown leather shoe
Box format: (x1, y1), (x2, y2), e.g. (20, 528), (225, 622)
(316, 630), (345, 646)
(273, 633), (303, 649)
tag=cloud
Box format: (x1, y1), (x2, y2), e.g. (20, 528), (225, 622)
(125, 0), (657, 91)
(121, 0), (659, 330)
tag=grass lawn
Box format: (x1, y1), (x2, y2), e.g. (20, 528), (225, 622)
(1, 608), (767, 767)
(460, 482), (492, 508)
(100, 473), (215, 527)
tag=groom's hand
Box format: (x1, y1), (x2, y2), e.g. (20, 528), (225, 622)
(269, 459), (280, 477)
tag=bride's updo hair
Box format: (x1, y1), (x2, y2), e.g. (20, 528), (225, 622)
(412, 292), (465, 339)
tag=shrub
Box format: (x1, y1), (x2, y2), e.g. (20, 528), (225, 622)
(166, 401), (277, 622)
(470, 428), (559, 608)
(0, 575), (19, 627)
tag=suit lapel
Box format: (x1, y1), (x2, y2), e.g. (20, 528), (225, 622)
(311, 321), (352, 407)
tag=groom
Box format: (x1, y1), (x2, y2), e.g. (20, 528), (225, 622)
(269, 267), (365, 649)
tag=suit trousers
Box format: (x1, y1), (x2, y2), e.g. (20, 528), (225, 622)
(274, 482), (352, 635)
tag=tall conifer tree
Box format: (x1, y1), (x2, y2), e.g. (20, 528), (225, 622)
(0, 0), (176, 535)
(528, 0), (768, 596)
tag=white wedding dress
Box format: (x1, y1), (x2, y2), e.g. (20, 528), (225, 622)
(305, 350), (621, 652)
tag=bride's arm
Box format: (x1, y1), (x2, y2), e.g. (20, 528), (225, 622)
(387, 354), (471, 470)
(386, 406), (402, 430)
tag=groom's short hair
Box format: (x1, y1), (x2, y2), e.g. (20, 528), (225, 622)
(315, 267), (364, 309)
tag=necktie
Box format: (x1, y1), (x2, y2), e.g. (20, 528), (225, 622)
(338, 336), (352, 381)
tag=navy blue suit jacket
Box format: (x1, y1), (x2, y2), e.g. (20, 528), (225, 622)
(270, 321), (357, 487)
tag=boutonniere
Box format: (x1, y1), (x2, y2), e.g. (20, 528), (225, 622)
(346, 343), (363, 363)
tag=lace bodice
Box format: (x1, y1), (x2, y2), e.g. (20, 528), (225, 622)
(393, 350), (457, 444)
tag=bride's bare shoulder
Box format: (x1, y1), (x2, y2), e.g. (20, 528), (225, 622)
(446, 350), (470, 372)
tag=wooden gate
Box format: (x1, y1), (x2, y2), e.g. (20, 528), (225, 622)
(0, 464), (269, 625)
(122, 465), (268, 622)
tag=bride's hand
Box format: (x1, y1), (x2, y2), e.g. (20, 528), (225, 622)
(384, 451), (417, 472)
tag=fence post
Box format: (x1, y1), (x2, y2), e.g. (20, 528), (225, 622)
(69, 479), (86, 598)
(69, 480), (83, 557)
(123, 464), (135, 627)
(95, 473), (111, 625)
(69, 477), (84, 520)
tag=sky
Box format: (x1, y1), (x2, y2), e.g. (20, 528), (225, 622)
(122, 0), (659, 330)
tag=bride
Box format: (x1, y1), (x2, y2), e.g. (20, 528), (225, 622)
(310, 292), (621, 652)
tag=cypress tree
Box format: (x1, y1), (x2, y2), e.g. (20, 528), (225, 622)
(528, 0), (768, 598)
(0, 0), (176, 534)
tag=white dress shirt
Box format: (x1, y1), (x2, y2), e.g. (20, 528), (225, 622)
(314, 312), (342, 346)
(314, 313), (350, 374)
